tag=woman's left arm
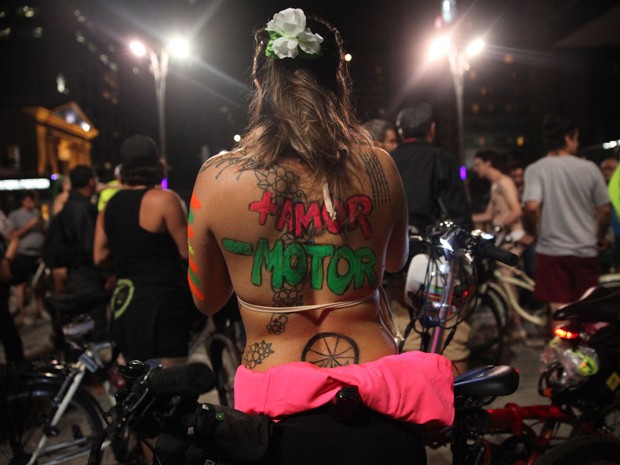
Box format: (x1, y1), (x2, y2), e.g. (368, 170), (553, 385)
(187, 161), (233, 315)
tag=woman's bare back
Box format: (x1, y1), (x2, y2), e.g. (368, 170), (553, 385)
(188, 147), (408, 371)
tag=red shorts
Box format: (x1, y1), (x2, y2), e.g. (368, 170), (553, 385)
(534, 253), (599, 304)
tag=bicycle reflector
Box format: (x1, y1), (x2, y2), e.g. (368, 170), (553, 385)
(553, 325), (579, 341)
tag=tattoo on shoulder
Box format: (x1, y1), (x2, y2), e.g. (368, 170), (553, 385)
(301, 332), (360, 367)
(198, 152), (259, 179)
(266, 313), (289, 335)
(243, 340), (275, 369)
(360, 151), (390, 206)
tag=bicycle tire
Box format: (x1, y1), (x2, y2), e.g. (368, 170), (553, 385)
(467, 287), (507, 364)
(0, 381), (103, 465)
(207, 334), (242, 407)
(533, 435), (620, 465)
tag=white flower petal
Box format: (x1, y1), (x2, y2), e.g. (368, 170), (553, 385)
(272, 36), (299, 59)
(267, 8), (305, 38)
(298, 30), (324, 55)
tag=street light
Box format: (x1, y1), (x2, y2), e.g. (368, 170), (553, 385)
(429, 35), (485, 164)
(129, 36), (190, 163)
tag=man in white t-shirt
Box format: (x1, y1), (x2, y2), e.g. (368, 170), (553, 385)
(522, 115), (611, 324)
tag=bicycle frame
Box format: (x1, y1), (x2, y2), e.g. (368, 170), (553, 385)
(19, 342), (112, 465)
(484, 402), (602, 465)
(492, 261), (547, 327)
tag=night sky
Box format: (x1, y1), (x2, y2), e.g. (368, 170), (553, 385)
(82, 0), (619, 190)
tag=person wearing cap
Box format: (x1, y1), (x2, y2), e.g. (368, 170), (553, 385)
(388, 102), (473, 375)
(94, 135), (194, 368)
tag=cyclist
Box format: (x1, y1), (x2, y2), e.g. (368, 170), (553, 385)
(187, 8), (453, 464)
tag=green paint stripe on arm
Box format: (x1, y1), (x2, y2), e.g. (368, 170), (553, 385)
(222, 238), (254, 255)
(188, 267), (201, 286)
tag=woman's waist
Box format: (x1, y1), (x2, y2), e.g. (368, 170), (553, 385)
(241, 322), (397, 372)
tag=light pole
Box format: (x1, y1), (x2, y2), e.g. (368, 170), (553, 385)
(129, 37), (190, 163)
(429, 36), (485, 165)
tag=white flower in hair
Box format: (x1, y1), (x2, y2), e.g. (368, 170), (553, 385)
(266, 8), (323, 59)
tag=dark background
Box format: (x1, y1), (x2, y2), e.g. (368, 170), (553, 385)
(1, 0), (619, 197)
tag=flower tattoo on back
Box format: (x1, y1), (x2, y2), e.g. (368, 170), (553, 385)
(243, 340), (275, 369)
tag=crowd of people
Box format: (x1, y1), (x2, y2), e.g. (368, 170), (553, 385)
(0, 136), (195, 369)
(370, 108), (613, 361)
(0, 7), (617, 464)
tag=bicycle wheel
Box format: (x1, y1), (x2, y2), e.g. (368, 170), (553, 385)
(0, 381), (103, 465)
(533, 435), (620, 465)
(467, 287), (508, 364)
(207, 334), (242, 407)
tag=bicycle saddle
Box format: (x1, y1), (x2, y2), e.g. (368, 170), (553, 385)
(45, 290), (112, 316)
(554, 286), (620, 324)
(454, 365), (519, 397)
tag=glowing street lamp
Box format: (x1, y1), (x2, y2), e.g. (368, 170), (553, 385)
(129, 36), (190, 162)
(429, 36), (485, 164)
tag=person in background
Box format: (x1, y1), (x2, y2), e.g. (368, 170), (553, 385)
(472, 148), (531, 341)
(187, 9), (452, 464)
(388, 102), (473, 375)
(94, 135), (194, 368)
(506, 158), (525, 200)
(58, 165), (109, 340)
(0, 209), (24, 361)
(48, 175), (71, 293)
(391, 103), (472, 234)
(522, 114), (611, 326)
(363, 118), (398, 153)
(52, 175), (71, 215)
(600, 157), (618, 184)
(97, 164), (122, 212)
(62, 166), (104, 294)
(472, 149), (524, 242)
(599, 157), (620, 273)
(6, 191), (47, 325)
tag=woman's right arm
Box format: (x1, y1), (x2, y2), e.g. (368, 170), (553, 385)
(379, 149), (409, 273)
(187, 159), (234, 315)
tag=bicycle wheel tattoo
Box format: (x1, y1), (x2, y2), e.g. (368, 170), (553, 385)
(301, 332), (359, 367)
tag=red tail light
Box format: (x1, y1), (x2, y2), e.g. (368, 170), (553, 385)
(553, 325), (579, 340)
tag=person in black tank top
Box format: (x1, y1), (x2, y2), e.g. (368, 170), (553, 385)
(94, 135), (196, 366)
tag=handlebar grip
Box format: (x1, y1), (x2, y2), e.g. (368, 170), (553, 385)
(480, 245), (519, 266)
(148, 363), (216, 397)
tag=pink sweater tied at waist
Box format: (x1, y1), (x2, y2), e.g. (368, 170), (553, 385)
(234, 351), (454, 426)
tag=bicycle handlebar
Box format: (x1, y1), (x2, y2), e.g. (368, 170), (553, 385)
(148, 363), (216, 397)
(479, 243), (519, 267)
